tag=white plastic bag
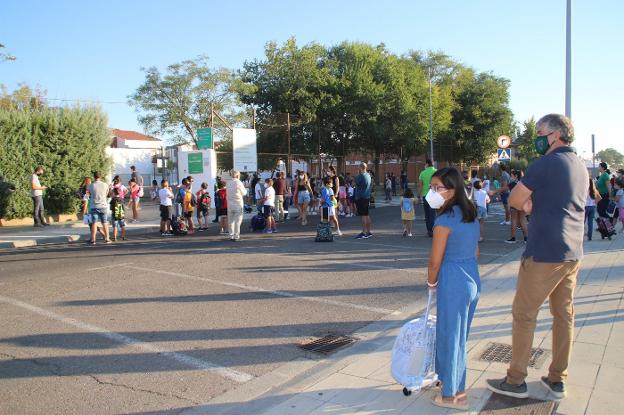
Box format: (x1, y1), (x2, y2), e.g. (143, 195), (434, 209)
(391, 290), (438, 391)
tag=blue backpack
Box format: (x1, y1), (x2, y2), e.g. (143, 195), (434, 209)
(402, 198), (413, 213)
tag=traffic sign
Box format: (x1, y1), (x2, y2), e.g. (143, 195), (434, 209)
(497, 135), (511, 149)
(196, 128), (213, 149)
(497, 148), (511, 161)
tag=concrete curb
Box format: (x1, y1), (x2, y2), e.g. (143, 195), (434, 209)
(0, 225), (161, 249)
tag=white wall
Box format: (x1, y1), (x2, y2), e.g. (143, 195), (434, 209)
(106, 147), (157, 181)
(121, 139), (162, 149)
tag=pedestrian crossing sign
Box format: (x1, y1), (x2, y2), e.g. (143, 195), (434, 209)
(497, 148), (511, 161)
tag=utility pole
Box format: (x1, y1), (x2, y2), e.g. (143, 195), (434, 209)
(287, 112), (292, 177)
(592, 134), (596, 176)
(252, 107), (256, 130)
(428, 67), (435, 165)
(565, 0), (572, 118)
(210, 104), (214, 128)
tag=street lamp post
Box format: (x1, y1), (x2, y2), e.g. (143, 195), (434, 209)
(565, 0), (572, 118)
(428, 67), (434, 165)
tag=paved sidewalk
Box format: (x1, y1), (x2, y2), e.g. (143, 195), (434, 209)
(250, 236), (624, 415)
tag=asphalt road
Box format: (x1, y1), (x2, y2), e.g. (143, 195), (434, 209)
(0, 203), (521, 414)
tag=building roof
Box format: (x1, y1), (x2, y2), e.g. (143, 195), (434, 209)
(111, 129), (161, 142)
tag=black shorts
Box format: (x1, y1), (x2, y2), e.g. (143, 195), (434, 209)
(197, 208), (209, 218)
(356, 198), (370, 216)
(263, 205), (274, 218)
(218, 208), (227, 216)
(184, 211), (193, 219)
(160, 205), (172, 221)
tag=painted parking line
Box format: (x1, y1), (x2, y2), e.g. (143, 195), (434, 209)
(123, 265), (396, 315)
(87, 262), (134, 271)
(0, 294), (254, 383)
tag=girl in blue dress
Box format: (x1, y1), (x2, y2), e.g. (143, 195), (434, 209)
(425, 167), (480, 411)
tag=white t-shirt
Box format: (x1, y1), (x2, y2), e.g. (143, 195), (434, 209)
(263, 186), (275, 207)
(226, 178), (248, 210)
(255, 182), (264, 200)
(158, 188), (173, 206)
(31, 174), (42, 197)
(474, 189), (490, 208)
(617, 189), (624, 208)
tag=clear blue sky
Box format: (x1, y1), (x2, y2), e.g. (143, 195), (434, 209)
(1, 0), (622, 158)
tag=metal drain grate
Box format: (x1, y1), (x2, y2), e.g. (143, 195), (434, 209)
(299, 335), (356, 355)
(479, 393), (557, 415)
(479, 342), (550, 369)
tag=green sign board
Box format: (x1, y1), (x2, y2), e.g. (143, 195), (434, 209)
(197, 128), (213, 149)
(188, 152), (203, 174)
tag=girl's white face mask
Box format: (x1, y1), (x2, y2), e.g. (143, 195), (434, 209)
(425, 189), (446, 209)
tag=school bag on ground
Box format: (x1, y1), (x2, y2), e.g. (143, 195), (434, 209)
(596, 217), (616, 240)
(315, 222), (333, 242)
(391, 290), (438, 396)
(251, 213), (266, 231)
(170, 215), (188, 236)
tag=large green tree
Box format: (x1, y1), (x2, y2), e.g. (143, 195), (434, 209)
(437, 67), (513, 164)
(515, 117), (538, 161)
(597, 148), (624, 168)
(129, 56), (246, 145)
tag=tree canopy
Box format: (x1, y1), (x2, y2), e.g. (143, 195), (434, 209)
(597, 148), (624, 168)
(128, 56), (246, 145)
(238, 38), (513, 166)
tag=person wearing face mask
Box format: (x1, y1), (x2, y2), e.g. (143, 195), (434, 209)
(596, 162), (611, 219)
(487, 114), (588, 401)
(30, 166), (48, 227)
(425, 167), (480, 410)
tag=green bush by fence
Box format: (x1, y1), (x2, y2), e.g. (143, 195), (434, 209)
(0, 105), (111, 219)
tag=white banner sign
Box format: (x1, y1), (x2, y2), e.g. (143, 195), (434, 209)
(233, 128), (258, 172)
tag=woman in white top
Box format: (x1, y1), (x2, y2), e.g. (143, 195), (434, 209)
(585, 178), (601, 241)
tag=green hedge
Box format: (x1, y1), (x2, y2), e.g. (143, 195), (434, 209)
(0, 105), (111, 219)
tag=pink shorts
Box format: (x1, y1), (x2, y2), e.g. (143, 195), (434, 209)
(619, 207), (624, 221)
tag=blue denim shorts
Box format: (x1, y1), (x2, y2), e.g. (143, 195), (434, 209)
(297, 191), (311, 204)
(90, 208), (108, 224)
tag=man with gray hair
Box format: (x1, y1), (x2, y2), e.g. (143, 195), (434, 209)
(226, 170), (248, 241)
(488, 114), (588, 400)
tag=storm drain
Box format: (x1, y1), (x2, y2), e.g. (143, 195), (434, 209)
(479, 393), (557, 415)
(479, 342), (550, 369)
(298, 335), (356, 355)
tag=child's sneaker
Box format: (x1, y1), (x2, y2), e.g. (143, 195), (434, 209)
(408, 233), (413, 237)
(271, 229), (278, 233)
(334, 230), (343, 236)
(402, 230), (407, 237)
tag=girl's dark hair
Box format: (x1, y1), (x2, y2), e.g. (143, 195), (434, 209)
(473, 181), (482, 190)
(432, 167), (477, 222)
(588, 178), (599, 200)
(599, 162), (608, 170)
(403, 187), (414, 198)
(511, 169), (523, 180)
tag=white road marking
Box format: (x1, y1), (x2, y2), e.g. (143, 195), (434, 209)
(334, 239), (500, 257)
(124, 265), (395, 315)
(0, 294), (254, 383)
(87, 263), (134, 271)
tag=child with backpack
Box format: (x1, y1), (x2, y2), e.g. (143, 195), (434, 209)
(400, 188), (417, 237)
(182, 180), (196, 234)
(473, 180), (490, 242)
(215, 181), (228, 234)
(109, 187), (126, 241)
(262, 178), (277, 233)
(615, 179), (624, 232)
(320, 176), (342, 236)
(196, 182), (211, 231)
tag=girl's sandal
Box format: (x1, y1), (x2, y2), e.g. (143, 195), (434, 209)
(431, 393), (469, 411)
